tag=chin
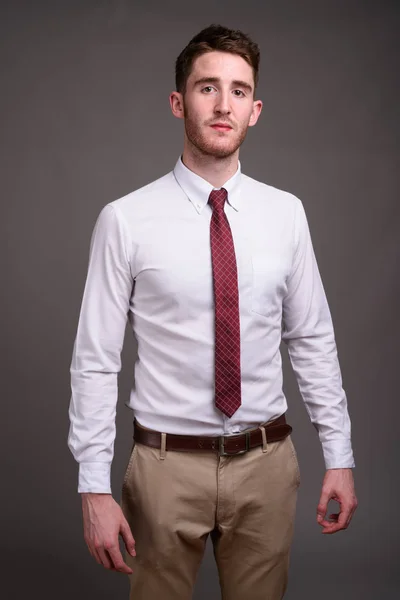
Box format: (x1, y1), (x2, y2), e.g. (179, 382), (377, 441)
(212, 149), (238, 159)
(209, 145), (239, 158)
(201, 139), (239, 157)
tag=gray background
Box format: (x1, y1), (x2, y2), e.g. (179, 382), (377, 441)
(2, 0), (399, 598)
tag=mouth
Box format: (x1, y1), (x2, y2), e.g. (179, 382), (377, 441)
(210, 124), (232, 132)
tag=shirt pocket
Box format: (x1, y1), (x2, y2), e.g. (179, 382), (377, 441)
(251, 252), (288, 318)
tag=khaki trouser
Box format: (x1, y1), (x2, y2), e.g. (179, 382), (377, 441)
(120, 421), (300, 600)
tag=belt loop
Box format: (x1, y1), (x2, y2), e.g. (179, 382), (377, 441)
(160, 432), (167, 460)
(259, 426), (268, 453)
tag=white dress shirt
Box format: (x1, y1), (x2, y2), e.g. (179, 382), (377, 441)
(68, 155), (355, 493)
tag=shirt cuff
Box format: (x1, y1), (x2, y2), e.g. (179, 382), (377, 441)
(321, 439), (356, 470)
(78, 462), (112, 494)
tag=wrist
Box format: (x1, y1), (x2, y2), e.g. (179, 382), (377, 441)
(81, 492), (112, 501)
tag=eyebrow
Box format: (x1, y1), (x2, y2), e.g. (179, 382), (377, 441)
(193, 76), (253, 94)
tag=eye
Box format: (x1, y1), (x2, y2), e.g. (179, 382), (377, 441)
(202, 86), (215, 93)
(233, 89), (245, 97)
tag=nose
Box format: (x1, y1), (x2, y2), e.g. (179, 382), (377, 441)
(214, 90), (231, 115)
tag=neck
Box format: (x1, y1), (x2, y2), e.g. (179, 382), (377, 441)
(181, 142), (239, 188)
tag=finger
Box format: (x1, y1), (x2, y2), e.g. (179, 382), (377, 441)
(321, 520), (343, 534)
(322, 505), (352, 534)
(328, 513), (339, 521)
(97, 546), (114, 570)
(316, 492), (330, 524)
(317, 511), (334, 527)
(87, 544), (102, 565)
(120, 519), (136, 557)
(107, 545), (133, 574)
(337, 504), (352, 529)
(345, 502), (358, 527)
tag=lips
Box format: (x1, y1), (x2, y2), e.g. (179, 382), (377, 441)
(210, 123), (232, 130)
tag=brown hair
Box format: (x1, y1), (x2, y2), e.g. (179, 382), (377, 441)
(175, 24), (260, 96)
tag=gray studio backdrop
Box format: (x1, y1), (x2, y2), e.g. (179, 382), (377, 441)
(2, 1), (399, 599)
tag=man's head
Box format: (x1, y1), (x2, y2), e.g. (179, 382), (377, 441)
(175, 23), (260, 96)
(170, 24), (263, 161)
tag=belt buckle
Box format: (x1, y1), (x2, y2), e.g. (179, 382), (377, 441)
(219, 431), (250, 456)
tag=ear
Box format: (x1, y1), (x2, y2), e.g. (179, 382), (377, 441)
(248, 99), (263, 127)
(170, 91), (185, 119)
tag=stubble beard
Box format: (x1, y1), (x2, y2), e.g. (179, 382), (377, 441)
(183, 102), (249, 159)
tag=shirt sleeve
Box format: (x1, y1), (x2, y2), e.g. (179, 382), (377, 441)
(282, 197), (355, 470)
(67, 203), (134, 493)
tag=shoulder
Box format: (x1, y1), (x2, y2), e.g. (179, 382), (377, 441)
(94, 171), (177, 228)
(109, 171), (176, 212)
(241, 172), (304, 213)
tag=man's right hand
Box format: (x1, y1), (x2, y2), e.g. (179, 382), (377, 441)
(81, 492), (136, 574)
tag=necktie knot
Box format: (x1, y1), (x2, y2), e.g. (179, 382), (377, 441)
(209, 188), (228, 212)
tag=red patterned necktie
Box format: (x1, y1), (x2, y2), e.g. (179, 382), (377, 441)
(208, 188), (242, 418)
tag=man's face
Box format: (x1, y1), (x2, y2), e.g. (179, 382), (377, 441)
(180, 51), (261, 159)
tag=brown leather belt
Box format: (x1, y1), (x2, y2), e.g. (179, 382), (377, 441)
(133, 413), (292, 456)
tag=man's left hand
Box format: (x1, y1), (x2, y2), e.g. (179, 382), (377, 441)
(316, 468), (358, 534)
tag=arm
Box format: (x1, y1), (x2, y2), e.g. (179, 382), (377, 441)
(67, 203), (136, 570)
(282, 197), (358, 533)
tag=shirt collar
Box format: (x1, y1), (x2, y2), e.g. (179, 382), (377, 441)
(173, 154), (242, 213)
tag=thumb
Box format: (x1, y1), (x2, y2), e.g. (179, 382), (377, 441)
(120, 519), (136, 556)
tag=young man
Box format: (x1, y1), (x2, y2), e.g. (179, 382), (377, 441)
(68, 24), (358, 600)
